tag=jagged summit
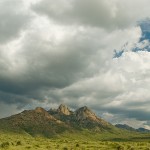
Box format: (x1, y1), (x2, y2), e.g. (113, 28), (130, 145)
(57, 104), (72, 115)
(0, 104), (116, 137)
(48, 104), (73, 116)
(75, 106), (97, 121)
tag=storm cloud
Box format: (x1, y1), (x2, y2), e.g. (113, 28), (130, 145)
(0, 0), (150, 129)
(0, 0), (31, 43)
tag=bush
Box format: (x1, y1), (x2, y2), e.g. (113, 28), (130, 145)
(117, 145), (124, 150)
(1, 142), (9, 148)
(26, 146), (31, 149)
(16, 141), (22, 146)
(11, 142), (14, 145)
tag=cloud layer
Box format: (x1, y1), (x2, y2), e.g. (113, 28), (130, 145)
(33, 0), (150, 30)
(0, 0), (150, 128)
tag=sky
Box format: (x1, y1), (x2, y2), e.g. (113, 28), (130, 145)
(0, 0), (150, 129)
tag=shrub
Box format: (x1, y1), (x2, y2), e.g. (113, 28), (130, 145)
(63, 147), (68, 150)
(1, 142), (9, 148)
(16, 141), (22, 146)
(46, 145), (51, 148)
(26, 146), (31, 149)
(35, 144), (40, 147)
(117, 145), (124, 150)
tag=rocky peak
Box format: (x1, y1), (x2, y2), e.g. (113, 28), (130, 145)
(75, 106), (98, 121)
(57, 104), (71, 115)
(34, 107), (56, 120)
(35, 107), (46, 113)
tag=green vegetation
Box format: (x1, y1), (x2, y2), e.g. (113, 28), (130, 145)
(0, 105), (150, 149)
(0, 130), (150, 150)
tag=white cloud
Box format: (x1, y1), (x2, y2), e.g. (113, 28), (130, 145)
(102, 112), (114, 122)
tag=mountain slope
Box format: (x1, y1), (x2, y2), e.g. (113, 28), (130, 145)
(74, 106), (113, 130)
(0, 104), (123, 137)
(0, 107), (69, 137)
(115, 124), (136, 132)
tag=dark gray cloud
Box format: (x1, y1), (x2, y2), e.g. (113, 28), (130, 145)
(0, 25), (108, 105)
(0, 102), (22, 118)
(0, 0), (31, 43)
(0, 91), (31, 106)
(0, 27), (103, 95)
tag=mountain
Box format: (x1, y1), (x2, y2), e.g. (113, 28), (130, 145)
(0, 104), (117, 137)
(48, 105), (114, 131)
(115, 124), (136, 132)
(74, 106), (112, 130)
(137, 127), (150, 133)
(115, 124), (150, 133)
(0, 107), (69, 137)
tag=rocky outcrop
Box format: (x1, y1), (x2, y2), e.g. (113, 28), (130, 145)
(57, 104), (72, 115)
(75, 106), (97, 121)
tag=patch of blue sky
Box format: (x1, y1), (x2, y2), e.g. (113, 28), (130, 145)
(114, 19), (150, 58)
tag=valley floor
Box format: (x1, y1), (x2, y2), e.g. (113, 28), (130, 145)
(1, 131), (150, 150)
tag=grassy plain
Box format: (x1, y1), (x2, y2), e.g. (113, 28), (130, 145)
(0, 130), (150, 150)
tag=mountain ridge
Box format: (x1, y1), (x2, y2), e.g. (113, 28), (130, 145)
(0, 104), (149, 138)
(115, 124), (150, 133)
(0, 104), (117, 137)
